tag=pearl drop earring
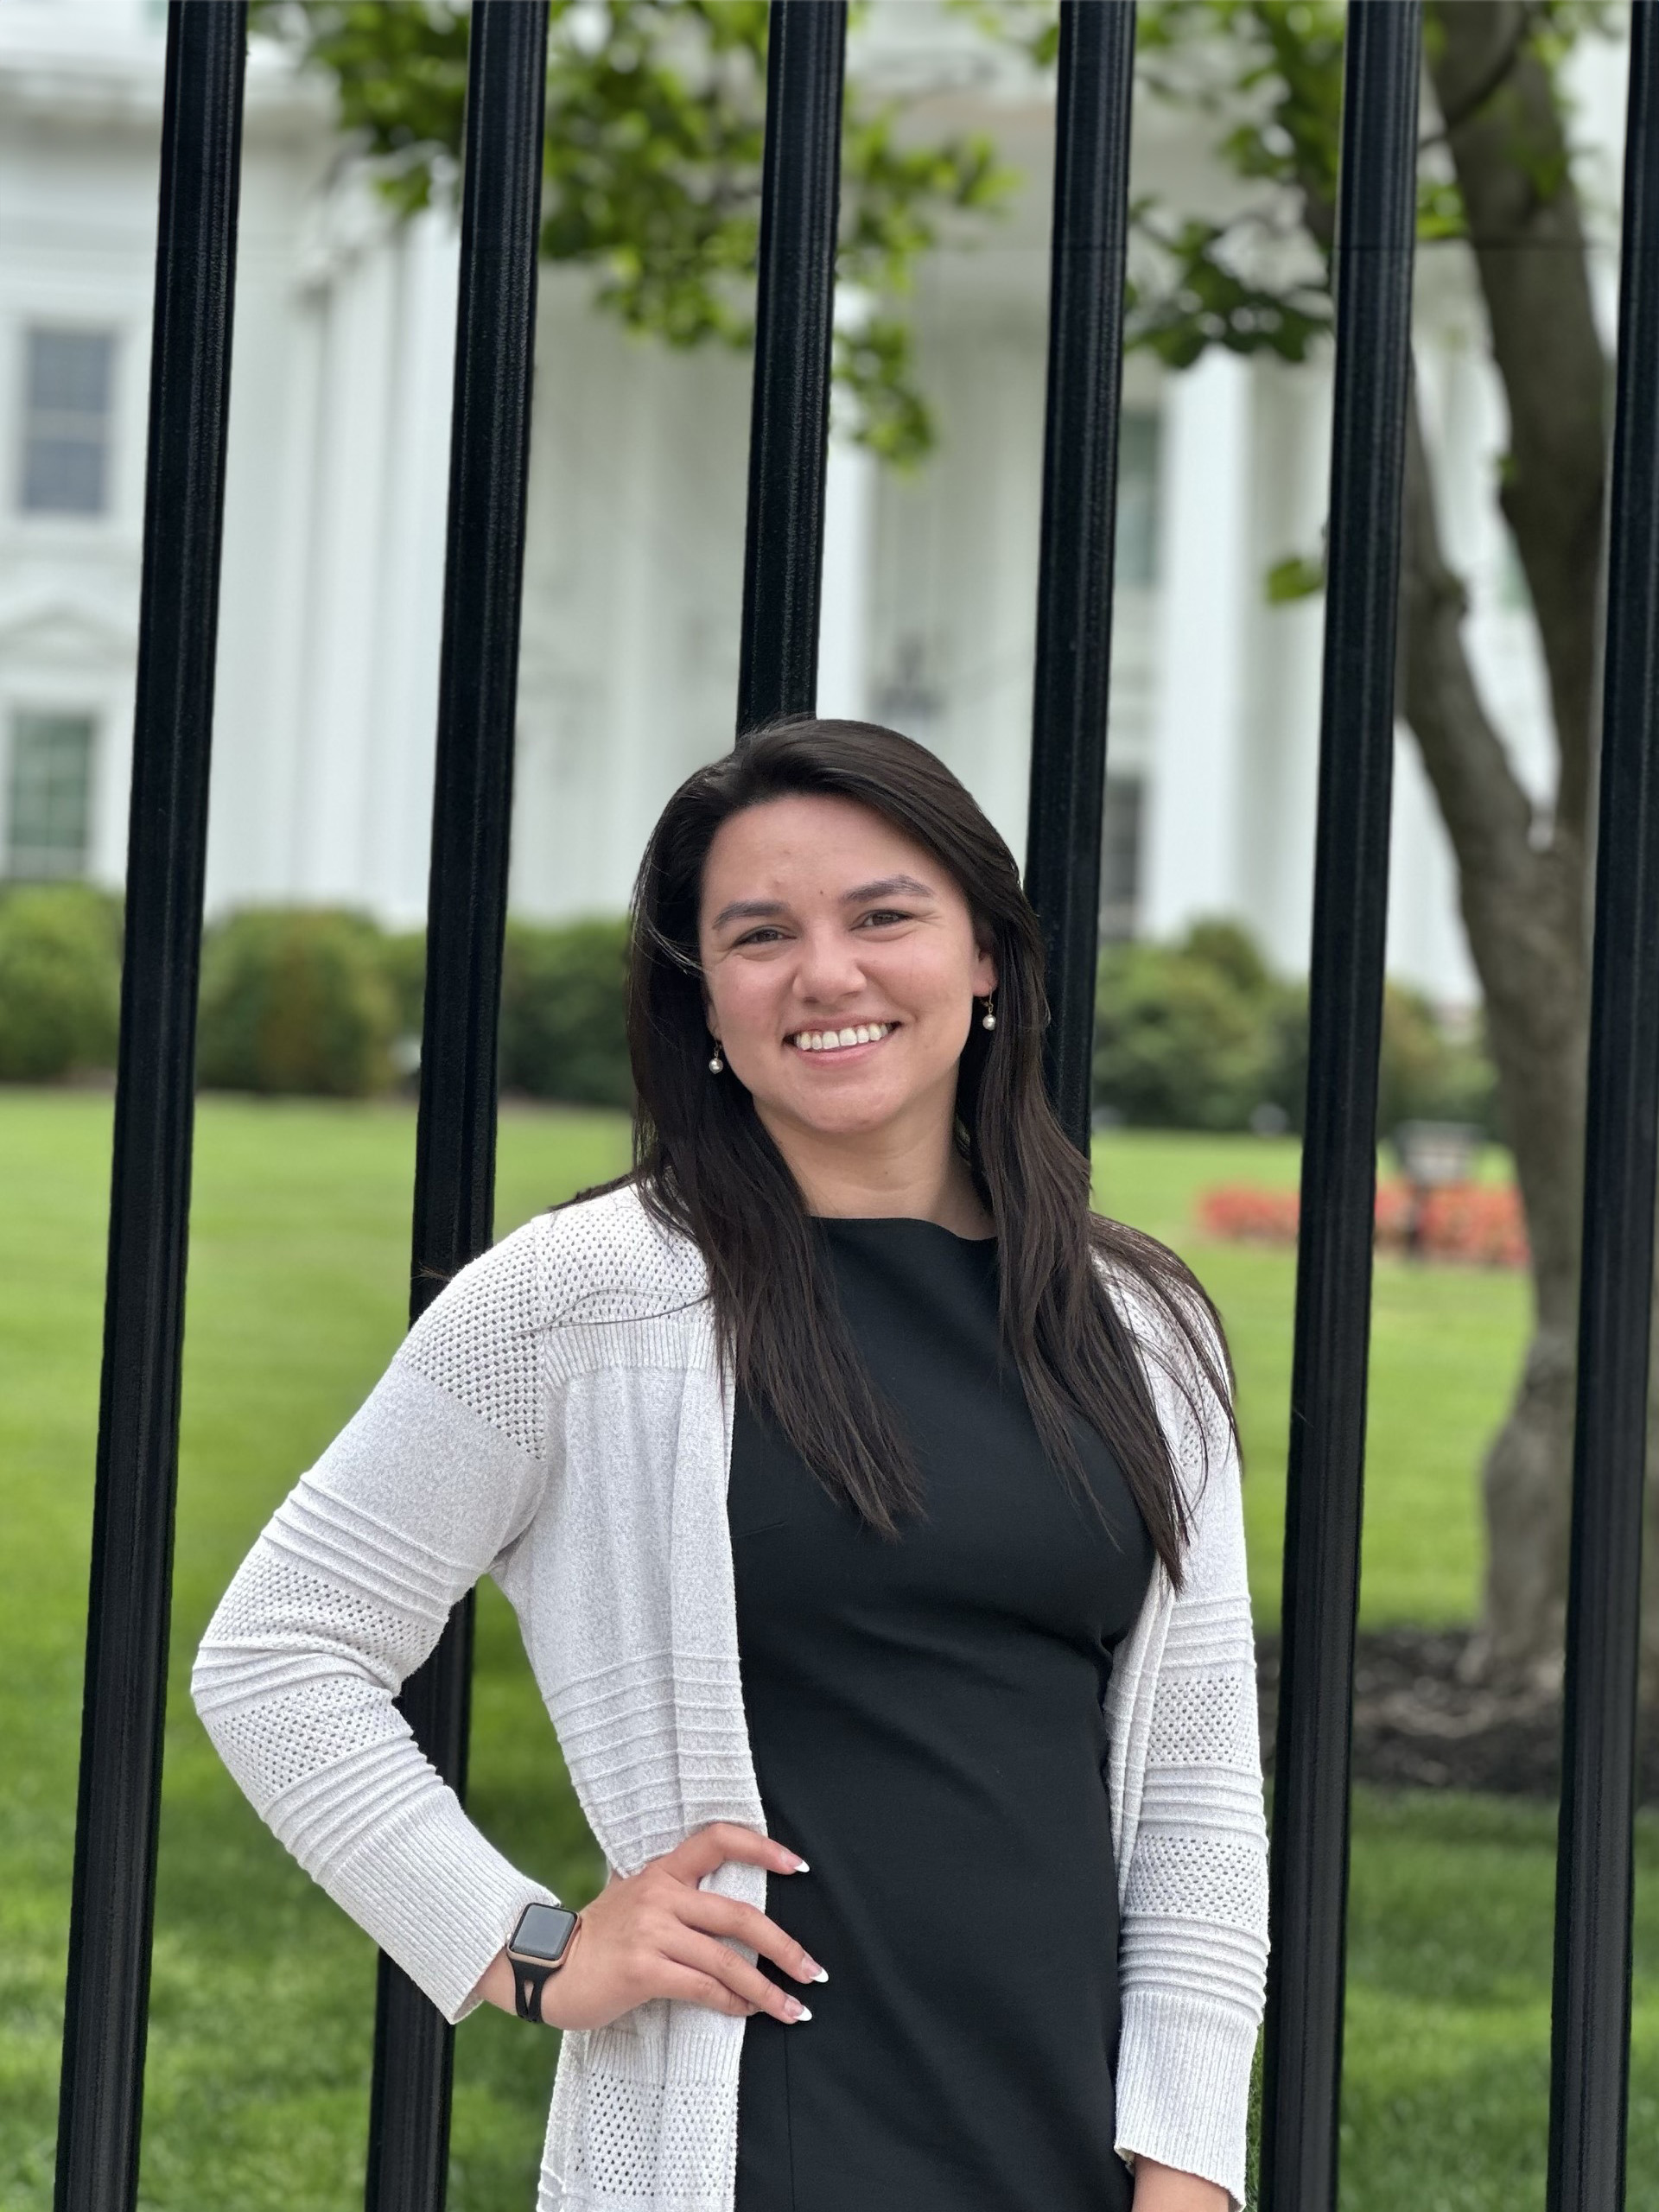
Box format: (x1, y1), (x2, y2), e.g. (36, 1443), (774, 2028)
(981, 993), (997, 1032)
(708, 1041), (724, 1074)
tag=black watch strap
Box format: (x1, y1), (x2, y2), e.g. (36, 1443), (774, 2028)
(512, 1956), (556, 2024)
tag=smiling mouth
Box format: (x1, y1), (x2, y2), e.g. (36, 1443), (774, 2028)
(787, 1022), (897, 1054)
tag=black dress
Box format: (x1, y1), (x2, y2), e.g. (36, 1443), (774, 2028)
(728, 1217), (1155, 2212)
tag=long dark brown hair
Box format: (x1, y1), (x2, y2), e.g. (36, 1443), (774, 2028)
(587, 717), (1236, 1592)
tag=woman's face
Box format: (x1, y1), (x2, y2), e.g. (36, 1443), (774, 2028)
(696, 793), (996, 1148)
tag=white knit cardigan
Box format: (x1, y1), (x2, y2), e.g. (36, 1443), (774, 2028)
(193, 1183), (1270, 2212)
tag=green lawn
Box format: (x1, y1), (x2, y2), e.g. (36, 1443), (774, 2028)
(1090, 1128), (1529, 1630)
(3, 1091), (1651, 2211)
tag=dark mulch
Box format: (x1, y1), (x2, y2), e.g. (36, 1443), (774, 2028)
(1255, 1627), (1659, 1803)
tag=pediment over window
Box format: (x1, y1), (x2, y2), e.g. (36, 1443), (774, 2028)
(0, 588), (137, 668)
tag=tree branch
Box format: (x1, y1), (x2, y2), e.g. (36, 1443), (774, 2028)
(1399, 378), (1587, 1299)
(1426, 0), (1608, 855)
(1418, 0), (1537, 149)
(1399, 395), (1537, 918)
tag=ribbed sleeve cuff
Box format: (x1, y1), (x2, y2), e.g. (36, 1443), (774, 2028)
(326, 1784), (562, 2025)
(1115, 1987), (1260, 2212)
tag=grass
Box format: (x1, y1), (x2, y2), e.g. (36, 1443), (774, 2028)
(3, 1096), (632, 2212)
(2, 1090), (1648, 2211)
(1090, 1129), (1530, 1630)
(1340, 1789), (1659, 2212)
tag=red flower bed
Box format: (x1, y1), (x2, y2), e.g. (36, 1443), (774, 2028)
(1196, 1185), (1301, 1245)
(1197, 1178), (1528, 1268)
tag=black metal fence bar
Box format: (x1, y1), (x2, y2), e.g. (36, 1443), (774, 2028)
(363, 6), (550, 2209)
(1547, 12), (1659, 2207)
(735, 0), (848, 734)
(1259, 10), (1421, 2212)
(53, 10), (248, 2211)
(1023, 0), (1136, 1153)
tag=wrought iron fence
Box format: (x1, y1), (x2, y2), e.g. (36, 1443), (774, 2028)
(49, 4), (1658, 2211)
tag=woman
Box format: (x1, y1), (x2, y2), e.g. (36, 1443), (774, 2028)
(194, 720), (1269, 2212)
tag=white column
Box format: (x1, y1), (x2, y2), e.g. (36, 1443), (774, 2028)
(817, 287), (876, 724)
(230, 278), (326, 910)
(1388, 729), (1479, 1002)
(360, 204), (458, 925)
(296, 230), (401, 903)
(817, 427), (874, 721)
(1236, 353), (1331, 978)
(1141, 347), (1252, 941)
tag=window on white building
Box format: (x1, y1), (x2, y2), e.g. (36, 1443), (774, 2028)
(19, 328), (117, 517)
(6, 712), (95, 880)
(1116, 411), (1161, 590)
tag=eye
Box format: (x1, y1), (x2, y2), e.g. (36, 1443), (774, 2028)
(734, 924), (788, 947)
(855, 907), (913, 929)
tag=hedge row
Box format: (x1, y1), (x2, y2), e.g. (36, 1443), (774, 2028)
(0, 888), (632, 1107)
(1094, 919), (1497, 1136)
(0, 884), (122, 1081)
(0, 888), (1497, 1141)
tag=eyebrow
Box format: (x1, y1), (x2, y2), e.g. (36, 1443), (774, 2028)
(709, 874), (938, 933)
(709, 899), (788, 931)
(843, 874), (936, 904)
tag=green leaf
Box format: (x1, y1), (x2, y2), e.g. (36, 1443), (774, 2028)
(1126, 212), (1332, 366)
(249, 0), (1019, 467)
(1265, 551), (1325, 604)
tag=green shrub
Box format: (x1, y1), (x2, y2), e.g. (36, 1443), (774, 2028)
(1095, 917), (1500, 1138)
(1178, 917), (1276, 1001)
(1094, 928), (1278, 1130)
(1263, 981), (1500, 1139)
(381, 928), (427, 1039)
(1381, 987), (1499, 1135)
(197, 908), (397, 1097)
(0, 883), (122, 1081)
(499, 917), (632, 1109)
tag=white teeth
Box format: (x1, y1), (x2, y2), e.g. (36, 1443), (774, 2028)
(791, 1022), (892, 1052)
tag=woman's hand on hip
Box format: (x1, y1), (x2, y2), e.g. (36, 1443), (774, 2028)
(474, 1821), (824, 2033)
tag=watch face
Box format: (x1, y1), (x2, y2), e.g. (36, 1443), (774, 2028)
(512, 1902), (578, 1964)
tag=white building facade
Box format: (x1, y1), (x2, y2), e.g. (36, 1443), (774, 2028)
(0, 0), (1624, 1007)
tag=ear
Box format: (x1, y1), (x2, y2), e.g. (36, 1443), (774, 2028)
(971, 945), (998, 998)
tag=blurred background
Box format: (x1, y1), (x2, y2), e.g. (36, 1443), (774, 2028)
(1, 3), (1653, 2209)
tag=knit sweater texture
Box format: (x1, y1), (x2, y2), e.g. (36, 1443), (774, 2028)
(192, 1183), (1270, 2212)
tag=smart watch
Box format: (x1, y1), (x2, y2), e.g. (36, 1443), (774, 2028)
(505, 1899), (583, 2023)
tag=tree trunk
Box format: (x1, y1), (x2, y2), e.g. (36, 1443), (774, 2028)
(1261, 0), (1605, 1688)
(1391, 0), (1612, 1690)
(1142, 0), (1630, 1691)
(1396, 389), (1588, 1692)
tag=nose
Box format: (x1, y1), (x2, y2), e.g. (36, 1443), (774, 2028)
(791, 918), (867, 1007)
